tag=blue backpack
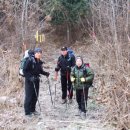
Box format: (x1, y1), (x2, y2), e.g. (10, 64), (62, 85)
(67, 48), (75, 61)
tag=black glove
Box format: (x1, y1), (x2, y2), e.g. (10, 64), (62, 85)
(46, 72), (50, 77)
(29, 76), (35, 82)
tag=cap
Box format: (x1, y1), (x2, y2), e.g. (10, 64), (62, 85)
(34, 48), (42, 54)
(61, 46), (67, 51)
(76, 56), (84, 63)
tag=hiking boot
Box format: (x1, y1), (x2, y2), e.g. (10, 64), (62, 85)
(80, 112), (86, 120)
(75, 109), (81, 116)
(31, 111), (40, 116)
(25, 113), (33, 118)
(61, 99), (67, 104)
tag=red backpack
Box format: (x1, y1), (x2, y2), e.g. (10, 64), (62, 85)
(85, 63), (90, 68)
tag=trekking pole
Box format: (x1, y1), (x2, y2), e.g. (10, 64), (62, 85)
(67, 70), (70, 99)
(47, 77), (53, 105)
(67, 70), (73, 103)
(65, 71), (70, 109)
(32, 82), (41, 113)
(83, 83), (87, 112)
(54, 83), (57, 107)
(72, 82), (75, 99)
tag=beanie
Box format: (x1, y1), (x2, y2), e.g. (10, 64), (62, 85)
(34, 48), (42, 54)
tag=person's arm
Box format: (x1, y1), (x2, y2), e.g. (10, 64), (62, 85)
(40, 68), (49, 77)
(70, 67), (76, 81)
(54, 57), (61, 80)
(85, 68), (94, 83)
(39, 62), (49, 77)
(55, 57), (61, 71)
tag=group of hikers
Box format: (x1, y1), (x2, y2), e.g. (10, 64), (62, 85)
(21, 46), (94, 120)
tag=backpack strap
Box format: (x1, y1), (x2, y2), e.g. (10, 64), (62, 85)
(71, 66), (76, 76)
(68, 55), (71, 61)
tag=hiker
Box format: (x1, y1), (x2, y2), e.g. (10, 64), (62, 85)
(23, 48), (50, 117)
(70, 56), (94, 119)
(54, 46), (75, 104)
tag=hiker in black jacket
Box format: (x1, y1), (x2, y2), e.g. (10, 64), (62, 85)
(23, 48), (49, 117)
(54, 47), (75, 104)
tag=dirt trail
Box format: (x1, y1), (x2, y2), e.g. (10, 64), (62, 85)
(0, 43), (115, 130)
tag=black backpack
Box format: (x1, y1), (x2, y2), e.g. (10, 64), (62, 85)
(83, 64), (94, 86)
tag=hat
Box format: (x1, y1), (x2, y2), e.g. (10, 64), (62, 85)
(34, 48), (42, 54)
(61, 46), (67, 51)
(76, 56), (84, 64)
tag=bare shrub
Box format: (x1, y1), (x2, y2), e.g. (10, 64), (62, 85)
(85, 0), (130, 129)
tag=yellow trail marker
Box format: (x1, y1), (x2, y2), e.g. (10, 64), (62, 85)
(35, 31), (45, 43)
(35, 31), (39, 42)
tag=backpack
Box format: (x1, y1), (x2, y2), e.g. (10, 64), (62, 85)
(83, 63), (94, 86)
(19, 50), (34, 77)
(85, 63), (90, 68)
(67, 48), (75, 61)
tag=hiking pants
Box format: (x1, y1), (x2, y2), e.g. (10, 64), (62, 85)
(76, 87), (89, 113)
(24, 78), (39, 115)
(61, 75), (73, 99)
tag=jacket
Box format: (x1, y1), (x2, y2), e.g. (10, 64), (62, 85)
(55, 53), (75, 76)
(71, 64), (94, 89)
(23, 57), (48, 79)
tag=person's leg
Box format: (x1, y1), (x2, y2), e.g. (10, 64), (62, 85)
(76, 89), (82, 110)
(81, 87), (89, 113)
(24, 79), (33, 115)
(30, 80), (39, 112)
(67, 75), (73, 99)
(61, 76), (67, 103)
(84, 87), (89, 110)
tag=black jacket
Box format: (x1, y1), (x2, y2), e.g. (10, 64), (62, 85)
(55, 53), (75, 76)
(23, 57), (48, 79)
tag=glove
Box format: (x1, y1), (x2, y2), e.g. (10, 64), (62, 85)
(80, 77), (86, 83)
(29, 76), (35, 82)
(46, 72), (50, 77)
(71, 77), (75, 82)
